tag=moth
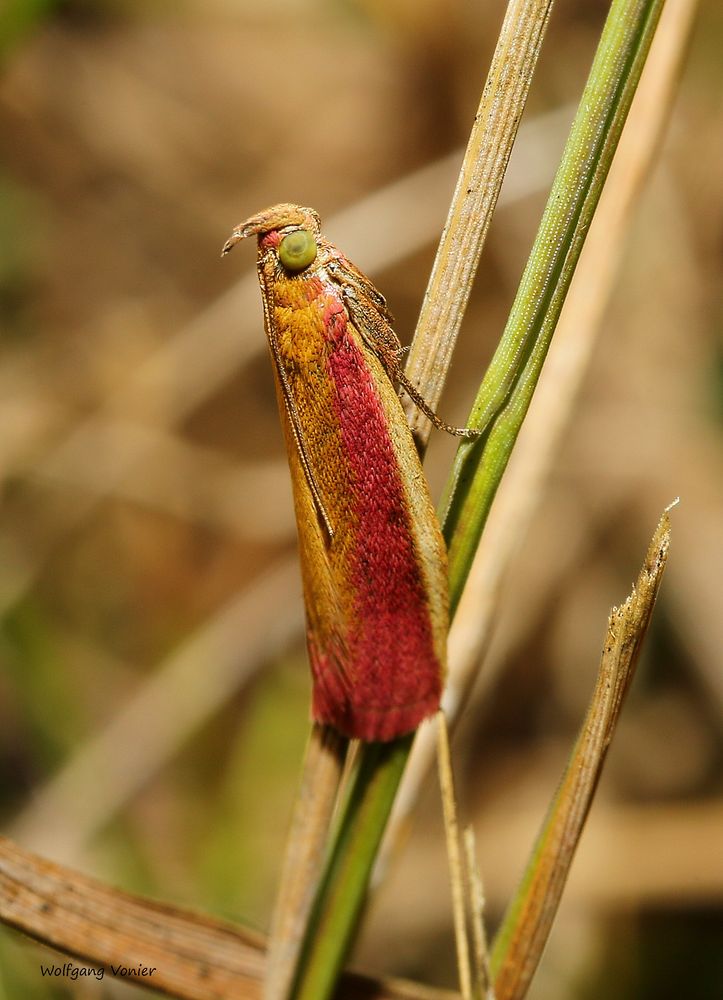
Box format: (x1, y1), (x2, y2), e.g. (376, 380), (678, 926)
(223, 204), (474, 741)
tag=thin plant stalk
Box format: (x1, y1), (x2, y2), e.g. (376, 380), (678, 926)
(436, 713), (473, 1000)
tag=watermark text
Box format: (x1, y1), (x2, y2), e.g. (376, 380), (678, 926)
(40, 962), (157, 982)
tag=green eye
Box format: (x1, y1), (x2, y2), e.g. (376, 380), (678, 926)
(279, 229), (317, 271)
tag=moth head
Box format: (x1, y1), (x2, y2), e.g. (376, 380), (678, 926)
(222, 203), (321, 273)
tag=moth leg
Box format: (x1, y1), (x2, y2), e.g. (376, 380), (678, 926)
(339, 283), (404, 370)
(326, 255), (393, 323)
(341, 283), (479, 441)
(395, 369), (479, 441)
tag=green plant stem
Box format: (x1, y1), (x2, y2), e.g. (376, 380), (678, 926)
(443, 0), (666, 607)
(289, 1), (666, 997)
(292, 737), (413, 1000)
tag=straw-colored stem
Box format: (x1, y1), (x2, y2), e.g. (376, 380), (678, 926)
(405, 0), (554, 449)
(437, 713), (473, 1000)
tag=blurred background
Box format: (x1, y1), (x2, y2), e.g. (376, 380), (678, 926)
(0, 1), (721, 997)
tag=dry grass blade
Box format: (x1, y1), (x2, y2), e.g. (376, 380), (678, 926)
(463, 827), (492, 1000)
(0, 834), (265, 1000)
(0, 836), (458, 1000)
(436, 714), (472, 1000)
(490, 507), (673, 1000)
(405, 0), (554, 447)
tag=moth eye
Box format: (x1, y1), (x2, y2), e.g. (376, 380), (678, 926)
(278, 229), (317, 271)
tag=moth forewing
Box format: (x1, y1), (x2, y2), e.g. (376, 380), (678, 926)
(226, 203), (458, 741)
(258, 254), (335, 540)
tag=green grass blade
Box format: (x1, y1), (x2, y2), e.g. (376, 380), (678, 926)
(442, 0), (666, 606)
(292, 737), (413, 1000)
(288, 2), (666, 998)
